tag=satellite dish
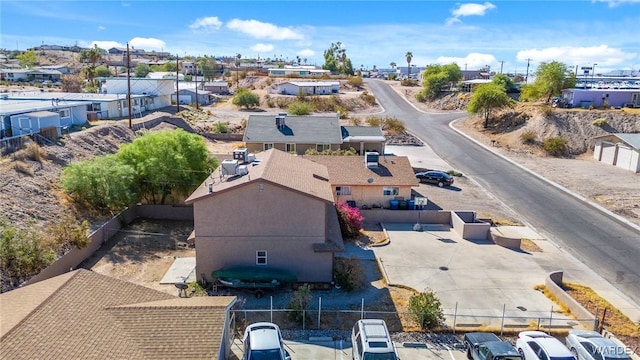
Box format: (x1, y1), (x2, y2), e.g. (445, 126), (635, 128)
(367, 178), (374, 184)
(174, 282), (188, 290)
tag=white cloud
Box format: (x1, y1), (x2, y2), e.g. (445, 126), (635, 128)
(592, 0), (640, 7)
(97, 25), (106, 31)
(91, 41), (124, 49)
(436, 53), (498, 69)
(251, 43), (274, 52)
(517, 45), (637, 67)
(189, 16), (222, 31)
(226, 19), (304, 40)
(129, 37), (166, 51)
(297, 49), (315, 57)
(447, 2), (496, 25)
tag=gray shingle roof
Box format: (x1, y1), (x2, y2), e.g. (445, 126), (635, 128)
(341, 126), (384, 138)
(243, 114), (343, 144)
(0, 269), (236, 360)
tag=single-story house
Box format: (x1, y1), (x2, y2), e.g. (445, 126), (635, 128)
(0, 69), (62, 82)
(0, 69), (30, 82)
(185, 148), (343, 284)
(147, 71), (185, 80)
(243, 113), (385, 155)
(172, 88), (211, 105)
(277, 81), (339, 95)
(561, 88), (640, 108)
(0, 269), (237, 360)
(304, 153), (419, 208)
(37, 65), (73, 74)
(592, 133), (640, 172)
(97, 77), (174, 109)
(1, 98), (89, 139)
(204, 81), (231, 95)
(268, 66), (330, 77)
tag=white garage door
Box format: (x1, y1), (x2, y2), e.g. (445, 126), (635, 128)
(600, 142), (616, 165)
(615, 145), (633, 171)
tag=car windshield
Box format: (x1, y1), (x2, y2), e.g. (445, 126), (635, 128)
(363, 352), (397, 360)
(248, 349), (282, 360)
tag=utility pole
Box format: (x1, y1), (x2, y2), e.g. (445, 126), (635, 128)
(126, 42), (132, 129)
(525, 58), (532, 84)
(499, 60), (504, 74)
(194, 58), (199, 110)
(176, 54), (180, 113)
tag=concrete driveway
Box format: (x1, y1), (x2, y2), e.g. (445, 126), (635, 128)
(373, 223), (594, 329)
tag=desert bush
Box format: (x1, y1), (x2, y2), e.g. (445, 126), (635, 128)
(336, 202), (364, 238)
(520, 130), (538, 144)
(288, 283), (312, 324)
(240, 118), (247, 129)
(212, 121), (229, 134)
(592, 118), (607, 127)
(349, 117), (362, 126)
(542, 136), (568, 156)
(408, 288), (445, 331)
(276, 97), (290, 108)
(47, 214), (90, 250)
(447, 170), (464, 177)
(365, 116), (382, 127)
(542, 105), (554, 116)
(25, 141), (45, 162)
(383, 117), (406, 134)
(359, 91), (376, 106)
(333, 258), (365, 291)
(288, 101), (312, 115)
(415, 91), (427, 102)
(401, 79), (419, 87)
(347, 75), (363, 88)
(14, 161), (33, 175)
(232, 88), (260, 109)
(336, 105), (349, 119)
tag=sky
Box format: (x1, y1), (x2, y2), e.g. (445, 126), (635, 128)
(1, 0), (639, 75)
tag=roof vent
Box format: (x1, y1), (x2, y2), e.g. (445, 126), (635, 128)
(365, 152), (379, 169)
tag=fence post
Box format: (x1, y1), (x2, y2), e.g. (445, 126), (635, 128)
(270, 296), (273, 323)
(453, 302), (458, 334)
(361, 298), (364, 319)
(500, 304), (506, 336)
(548, 306), (553, 334)
(318, 297), (322, 329)
(537, 318), (541, 331)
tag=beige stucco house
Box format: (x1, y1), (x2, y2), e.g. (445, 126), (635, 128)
(185, 149), (344, 284)
(304, 153), (419, 209)
(242, 113), (385, 155)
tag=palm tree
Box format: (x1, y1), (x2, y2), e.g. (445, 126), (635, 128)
(405, 52), (413, 78)
(235, 53), (241, 88)
(390, 62), (396, 69)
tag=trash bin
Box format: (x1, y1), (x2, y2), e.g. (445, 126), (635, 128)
(399, 200), (408, 210)
(389, 199), (399, 210)
(408, 199), (415, 210)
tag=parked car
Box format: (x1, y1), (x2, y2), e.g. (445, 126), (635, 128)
(243, 322), (291, 360)
(565, 330), (631, 360)
(516, 331), (575, 360)
(416, 170), (454, 187)
(352, 319), (398, 360)
(464, 332), (523, 360)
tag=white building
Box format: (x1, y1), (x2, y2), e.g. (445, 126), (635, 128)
(276, 81), (340, 95)
(592, 133), (640, 173)
(1, 98), (88, 138)
(268, 66), (330, 77)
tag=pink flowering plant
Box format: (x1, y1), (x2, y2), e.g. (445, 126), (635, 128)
(336, 202), (364, 238)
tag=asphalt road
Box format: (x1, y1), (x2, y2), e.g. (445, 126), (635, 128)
(366, 79), (640, 305)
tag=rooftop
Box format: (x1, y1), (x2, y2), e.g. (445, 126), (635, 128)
(243, 114), (343, 144)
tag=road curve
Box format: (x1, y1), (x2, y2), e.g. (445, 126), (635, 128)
(366, 79), (640, 305)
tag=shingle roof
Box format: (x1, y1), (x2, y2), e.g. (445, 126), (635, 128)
(304, 155), (419, 186)
(186, 148), (335, 204)
(0, 269), (236, 360)
(243, 114), (343, 144)
(341, 126), (384, 138)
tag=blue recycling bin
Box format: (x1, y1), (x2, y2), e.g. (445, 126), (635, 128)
(408, 199), (415, 210)
(389, 199), (399, 210)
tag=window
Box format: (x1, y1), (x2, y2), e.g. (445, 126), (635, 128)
(316, 144), (331, 152)
(263, 143), (274, 151)
(336, 186), (351, 195)
(285, 143), (296, 153)
(256, 250), (267, 265)
(58, 109), (70, 118)
(382, 187), (399, 196)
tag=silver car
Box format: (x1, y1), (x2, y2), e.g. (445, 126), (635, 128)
(565, 330), (631, 360)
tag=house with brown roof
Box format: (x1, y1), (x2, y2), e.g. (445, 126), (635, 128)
(0, 269), (236, 360)
(185, 148), (344, 285)
(242, 113), (385, 155)
(304, 153), (419, 209)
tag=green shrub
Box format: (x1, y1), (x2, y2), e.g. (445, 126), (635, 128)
(401, 79), (419, 86)
(288, 101), (312, 115)
(365, 116), (381, 127)
(288, 283), (312, 324)
(212, 121), (229, 134)
(542, 136), (568, 156)
(520, 130), (538, 144)
(446, 170), (464, 177)
(592, 118), (607, 127)
(408, 288), (445, 330)
(415, 91), (427, 102)
(383, 117), (406, 134)
(336, 105), (349, 119)
(48, 214), (90, 249)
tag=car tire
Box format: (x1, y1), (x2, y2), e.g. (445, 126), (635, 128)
(438, 181), (444, 187)
(467, 348), (472, 360)
(518, 349), (525, 360)
(571, 348), (578, 360)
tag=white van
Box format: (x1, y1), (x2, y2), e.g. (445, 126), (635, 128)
(351, 319), (399, 360)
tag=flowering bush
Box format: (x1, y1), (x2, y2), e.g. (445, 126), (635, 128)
(336, 202), (364, 238)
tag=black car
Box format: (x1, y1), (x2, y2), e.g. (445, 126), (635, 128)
(416, 170), (454, 187)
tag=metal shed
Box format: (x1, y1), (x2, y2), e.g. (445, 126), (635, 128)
(10, 110), (61, 137)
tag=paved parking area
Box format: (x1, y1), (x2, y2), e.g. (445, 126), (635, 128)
(230, 339), (469, 360)
(374, 223), (589, 328)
